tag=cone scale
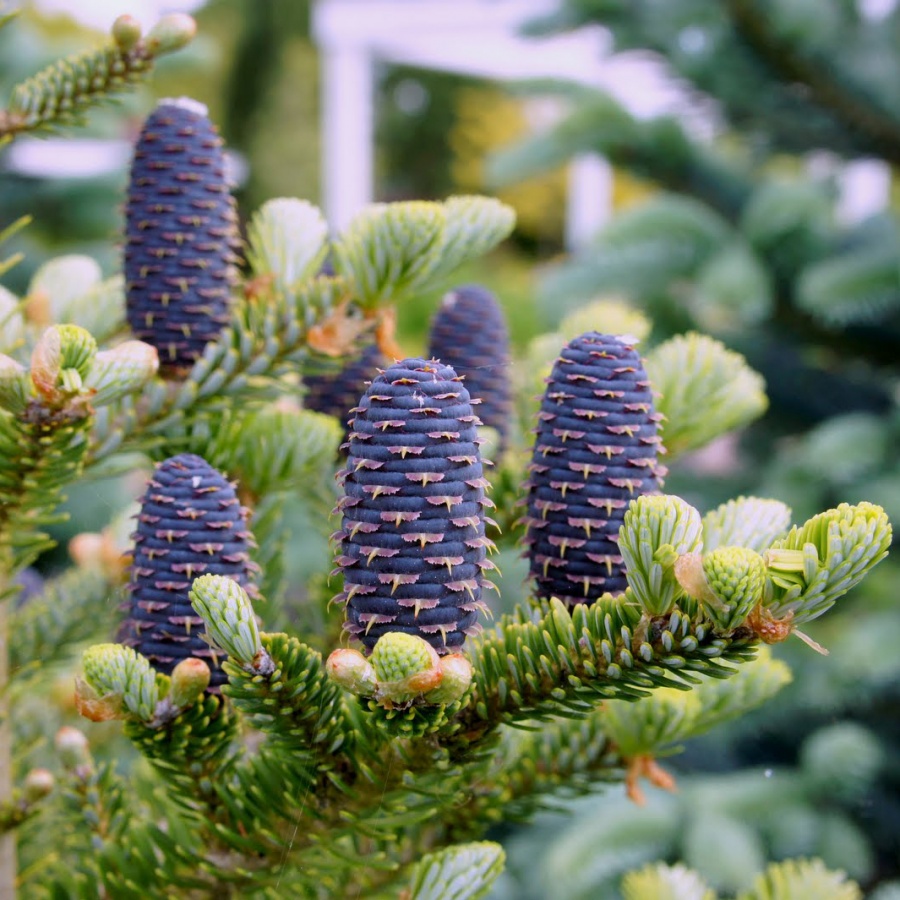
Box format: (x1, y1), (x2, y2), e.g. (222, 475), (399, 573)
(523, 332), (665, 606)
(427, 285), (512, 448)
(333, 358), (495, 654)
(119, 453), (258, 688)
(124, 98), (239, 371)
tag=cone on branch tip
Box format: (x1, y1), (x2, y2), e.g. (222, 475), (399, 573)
(124, 98), (239, 372)
(427, 284), (513, 450)
(523, 332), (665, 607)
(332, 357), (495, 655)
(118, 453), (258, 688)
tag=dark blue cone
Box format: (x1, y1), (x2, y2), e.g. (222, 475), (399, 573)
(119, 453), (258, 688)
(522, 332), (666, 607)
(427, 285), (512, 449)
(333, 358), (496, 654)
(124, 98), (239, 372)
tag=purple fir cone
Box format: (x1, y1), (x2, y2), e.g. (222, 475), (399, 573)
(119, 453), (258, 688)
(124, 98), (240, 372)
(303, 342), (387, 440)
(522, 332), (666, 606)
(427, 285), (512, 448)
(333, 358), (496, 654)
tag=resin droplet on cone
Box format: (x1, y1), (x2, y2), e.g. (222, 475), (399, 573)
(124, 99), (240, 371)
(119, 453), (258, 688)
(332, 358), (495, 654)
(523, 332), (665, 606)
(427, 285), (512, 448)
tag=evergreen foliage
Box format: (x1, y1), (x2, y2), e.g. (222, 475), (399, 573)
(0, 12), (892, 900)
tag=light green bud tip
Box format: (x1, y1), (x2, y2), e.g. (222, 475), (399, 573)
(370, 632), (442, 705)
(426, 654), (474, 705)
(111, 14), (142, 51)
(169, 657), (211, 708)
(620, 494), (703, 616)
(326, 648), (377, 696)
(23, 768), (55, 803)
(701, 546), (766, 631)
(54, 726), (90, 769)
(190, 574), (262, 667)
(56, 324), (98, 378)
(146, 13), (197, 53)
(82, 643), (159, 721)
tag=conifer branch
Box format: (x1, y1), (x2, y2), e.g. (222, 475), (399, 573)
(725, 0), (900, 163)
(0, 14), (196, 139)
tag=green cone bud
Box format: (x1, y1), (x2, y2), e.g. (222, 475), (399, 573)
(145, 13), (197, 53)
(426, 654), (474, 705)
(111, 15), (142, 51)
(326, 648), (378, 697)
(23, 768), (55, 803)
(190, 574), (269, 673)
(700, 546), (766, 631)
(370, 632), (442, 704)
(169, 657), (211, 708)
(619, 494), (703, 616)
(31, 324), (98, 403)
(54, 727), (91, 769)
(81, 643), (159, 721)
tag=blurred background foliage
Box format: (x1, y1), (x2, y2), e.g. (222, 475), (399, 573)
(3, 0), (900, 896)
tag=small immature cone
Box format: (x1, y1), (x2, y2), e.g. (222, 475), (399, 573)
(523, 332), (664, 606)
(427, 285), (513, 449)
(303, 341), (388, 442)
(124, 98), (239, 372)
(118, 453), (258, 688)
(333, 358), (495, 654)
(169, 657), (211, 708)
(700, 546), (766, 631)
(370, 632), (442, 704)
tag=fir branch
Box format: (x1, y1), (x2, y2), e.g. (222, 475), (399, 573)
(0, 15), (197, 139)
(449, 597), (757, 748)
(8, 564), (116, 679)
(87, 277), (342, 468)
(725, 0), (900, 163)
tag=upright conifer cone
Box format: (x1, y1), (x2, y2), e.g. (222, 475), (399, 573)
(427, 285), (512, 448)
(523, 332), (665, 606)
(119, 453), (258, 688)
(124, 98), (239, 371)
(303, 342), (387, 440)
(333, 358), (495, 654)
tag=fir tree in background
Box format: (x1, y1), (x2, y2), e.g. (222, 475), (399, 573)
(488, 0), (900, 894)
(0, 9), (894, 900)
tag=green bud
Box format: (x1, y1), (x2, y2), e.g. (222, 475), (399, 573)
(190, 575), (270, 672)
(23, 768), (55, 803)
(111, 15), (142, 51)
(82, 643), (159, 721)
(426, 654), (474, 705)
(326, 648), (377, 696)
(169, 658), (211, 708)
(700, 546), (766, 631)
(145, 14), (197, 54)
(54, 726), (91, 769)
(619, 494), (703, 616)
(370, 632), (441, 705)
(0, 354), (29, 414)
(31, 325), (98, 403)
(83, 340), (159, 406)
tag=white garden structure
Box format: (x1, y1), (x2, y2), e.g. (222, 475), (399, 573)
(311, 0), (710, 249)
(312, 0), (890, 247)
